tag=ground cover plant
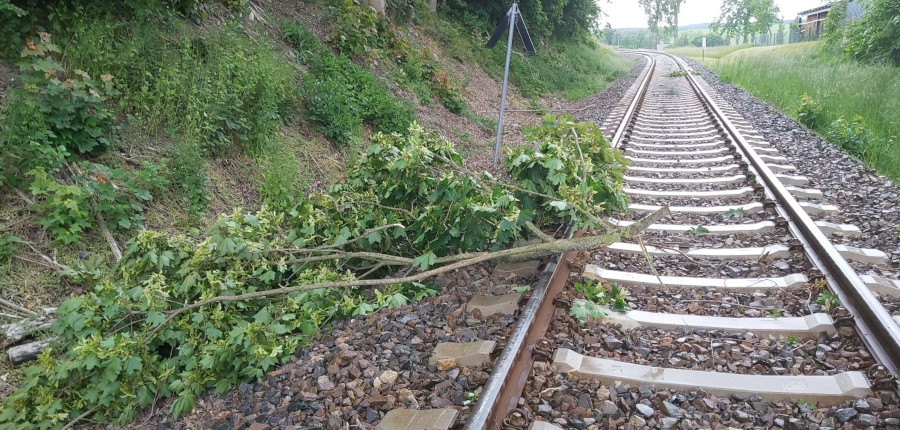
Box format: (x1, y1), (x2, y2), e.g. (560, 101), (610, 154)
(710, 42), (900, 179)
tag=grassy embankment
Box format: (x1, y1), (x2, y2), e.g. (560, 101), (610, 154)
(666, 44), (754, 60)
(676, 42), (900, 180)
(0, 0), (631, 404)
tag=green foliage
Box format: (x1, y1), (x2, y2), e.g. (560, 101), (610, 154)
(1, 32), (117, 187)
(2, 116), (628, 427)
(569, 299), (606, 323)
(294, 123), (529, 257)
(283, 21), (417, 147)
(713, 42), (900, 180)
(257, 144), (305, 212)
(506, 115), (628, 225)
(322, 2), (468, 113)
(724, 208), (746, 218)
(439, 0), (600, 42)
(827, 0), (900, 66)
(685, 225), (709, 236)
(480, 39), (629, 100)
(665, 70), (687, 77)
(27, 168), (93, 246)
(825, 115), (877, 158)
(60, 20), (298, 156)
(574, 278), (627, 312)
(17, 33), (119, 154)
(797, 92), (823, 129)
(168, 141), (211, 219)
(814, 290), (841, 311)
(0, 233), (21, 264)
(711, 0), (780, 45)
(27, 162), (162, 245)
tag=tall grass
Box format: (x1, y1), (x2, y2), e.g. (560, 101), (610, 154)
(432, 23), (631, 100)
(712, 42), (900, 179)
(666, 44), (754, 60)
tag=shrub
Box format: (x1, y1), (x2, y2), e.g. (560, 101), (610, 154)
(797, 93), (823, 129)
(825, 115), (871, 158)
(257, 144), (305, 212)
(17, 33), (119, 155)
(168, 141), (211, 220)
(288, 24), (416, 147)
(27, 162), (163, 245)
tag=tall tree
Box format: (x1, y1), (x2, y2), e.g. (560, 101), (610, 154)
(637, 0), (685, 49)
(775, 16), (785, 45)
(711, 0), (779, 45)
(603, 23), (619, 45)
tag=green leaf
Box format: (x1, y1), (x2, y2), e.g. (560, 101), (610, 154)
(412, 251), (436, 270)
(549, 200), (569, 210)
(146, 311), (166, 327)
(254, 308), (273, 324)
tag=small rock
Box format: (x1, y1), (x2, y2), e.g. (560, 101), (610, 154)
(834, 407), (858, 423)
(436, 358), (457, 370)
(537, 403), (553, 417)
(629, 415), (646, 427)
(785, 418), (808, 430)
(317, 375), (335, 391)
(604, 335), (623, 350)
(884, 418), (900, 426)
(733, 410), (752, 423)
(635, 403), (654, 417)
(663, 401), (684, 418)
(659, 417), (679, 430)
(854, 399), (871, 413)
(599, 400), (618, 415)
(378, 369), (398, 385)
(857, 414), (876, 426)
(577, 393), (592, 409)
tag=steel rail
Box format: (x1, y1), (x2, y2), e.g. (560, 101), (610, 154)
(462, 53), (656, 430)
(662, 51), (900, 382)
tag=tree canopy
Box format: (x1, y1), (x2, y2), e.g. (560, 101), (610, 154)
(637, 0), (684, 48)
(710, 0), (779, 44)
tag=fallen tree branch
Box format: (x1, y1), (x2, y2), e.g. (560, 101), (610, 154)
(146, 206), (669, 341)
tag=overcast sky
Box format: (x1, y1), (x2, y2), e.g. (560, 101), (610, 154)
(600, 0), (828, 29)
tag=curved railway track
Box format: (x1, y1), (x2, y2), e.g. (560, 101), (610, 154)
(461, 51), (900, 430)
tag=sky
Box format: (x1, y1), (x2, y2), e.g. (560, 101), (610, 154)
(601, 0), (829, 29)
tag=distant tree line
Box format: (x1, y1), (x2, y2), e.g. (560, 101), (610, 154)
(439, 0), (601, 42)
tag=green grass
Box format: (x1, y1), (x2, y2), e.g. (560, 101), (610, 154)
(710, 42), (900, 179)
(432, 22), (631, 100)
(489, 41), (633, 100)
(666, 44), (755, 61)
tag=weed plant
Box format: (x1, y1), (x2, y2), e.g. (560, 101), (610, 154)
(713, 42), (900, 179)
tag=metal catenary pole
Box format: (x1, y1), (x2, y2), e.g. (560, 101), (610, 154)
(493, 3), (517, 169)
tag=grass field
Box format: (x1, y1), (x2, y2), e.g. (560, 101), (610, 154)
(666, 44), (754, 60)
(709, 42), (900, 179)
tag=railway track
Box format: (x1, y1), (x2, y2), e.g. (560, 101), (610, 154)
(458, 52), (900, 430)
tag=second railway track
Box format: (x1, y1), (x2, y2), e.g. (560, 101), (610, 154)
(465, 51), (900, 430)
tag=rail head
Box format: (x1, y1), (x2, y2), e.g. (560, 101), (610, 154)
(462, 54), (657, 430)
(659, 50), (900, 384)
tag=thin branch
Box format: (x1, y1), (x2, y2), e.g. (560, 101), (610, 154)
(60, 407), (98, 430)
(143, 206), (670, 342)
(14, 188), (35, 206)
(94, 211), (122, 262)
(525, 221), (553, 243)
